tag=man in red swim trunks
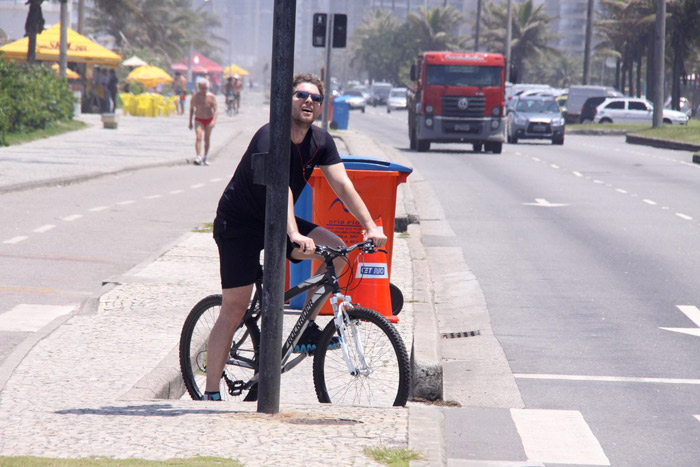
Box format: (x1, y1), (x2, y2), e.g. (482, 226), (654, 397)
(188, 77), (218, 165)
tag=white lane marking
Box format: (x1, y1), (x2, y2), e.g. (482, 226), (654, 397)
(144, 194), (162, 199)
(33, 224), (56, 233)
(514, 373), (700, 385)
(550, 164), (560, 169)
(660, 305), (700, 337)
(210, 178), (223, 182)
(593, 180), (604, 184)
(572, 171), (583, 177)
(511, 409), (609, 466)
(170, 189), (184, 194)
(695, 415), (700, 424)
(523, 198), (569, 208)
(191, 183), (205, 189)
(89, 206), (109, 212)
(615, 188), (627, 194)
(532, 157), (541, 162)
(0, 304), (76, 332)
(643, 199), (657, 205)
(3, 236), (28, 245)
(62, 214), (82, 222)
(676, 213), (693, 221)
(116, 200), (134, 206)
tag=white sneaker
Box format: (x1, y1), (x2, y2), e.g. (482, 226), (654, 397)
(193, 156), (202, 165)
(202, 158), (210, 166)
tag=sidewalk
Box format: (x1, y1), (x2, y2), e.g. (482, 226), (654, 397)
(0, 95), (447, 465)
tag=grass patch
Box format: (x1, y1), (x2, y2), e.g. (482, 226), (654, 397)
(0, 457), (241, 466)
(4, 120), (87, 146)
(193, 222), (214, 233)
(398, 232), (410, 239)
(568, 122), (648, 132)
(633, 119), (700, 145)
(364, 447), (422, 467)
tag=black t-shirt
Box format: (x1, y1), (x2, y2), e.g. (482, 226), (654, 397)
(215, 123), (342, 234)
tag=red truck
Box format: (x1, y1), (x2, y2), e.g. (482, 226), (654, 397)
(408, 51), (506, 153)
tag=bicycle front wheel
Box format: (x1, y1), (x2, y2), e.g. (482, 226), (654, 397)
(179, 294), (260, 401)
(313, 307), (410, 407)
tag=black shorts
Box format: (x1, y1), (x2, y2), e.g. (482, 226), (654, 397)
(214, 216), (318, 289)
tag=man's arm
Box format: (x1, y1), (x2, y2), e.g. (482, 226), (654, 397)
(188, 96), (194, 129)
(209, 94), (218, 126)
(320, 163), (387, 247)
(287, 187), (315, 253)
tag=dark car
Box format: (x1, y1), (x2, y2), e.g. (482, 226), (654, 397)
(579, 96), (609, 123)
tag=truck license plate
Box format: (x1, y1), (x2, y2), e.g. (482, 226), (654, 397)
(454, 123), (470, 131)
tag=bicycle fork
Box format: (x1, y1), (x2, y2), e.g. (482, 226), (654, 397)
(330, 294), (371, 377)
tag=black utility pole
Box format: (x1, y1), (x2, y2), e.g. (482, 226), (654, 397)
(257, 0), (296, 415)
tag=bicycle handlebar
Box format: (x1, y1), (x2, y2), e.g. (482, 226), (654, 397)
(314, 240), (386, 259)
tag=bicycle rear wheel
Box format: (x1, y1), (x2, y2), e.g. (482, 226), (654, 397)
(313, 307), (410, 407)
(179, 294), (260, 401)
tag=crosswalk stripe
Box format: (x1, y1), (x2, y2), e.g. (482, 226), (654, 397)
(0, 304), (76, 332)
(511, 409), (610, 466)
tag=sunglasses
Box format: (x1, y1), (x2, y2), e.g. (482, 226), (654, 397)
(293, 90), (323, 103)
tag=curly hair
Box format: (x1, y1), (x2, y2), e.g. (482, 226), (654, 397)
(292, 73), (324, 97)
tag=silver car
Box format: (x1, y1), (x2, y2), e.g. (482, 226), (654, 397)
(507, 96), (565, 145)
(386, 87), (407, 113)
(341, 88), (367, 113)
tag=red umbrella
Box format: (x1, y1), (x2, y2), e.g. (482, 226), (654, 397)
(171, 52), (223, 74)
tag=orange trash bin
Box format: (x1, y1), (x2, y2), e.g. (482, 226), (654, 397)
(307, 156), (412, 323)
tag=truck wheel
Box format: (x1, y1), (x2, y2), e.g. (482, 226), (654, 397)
(417, 139), (430, 152)
(473, 143), (483, 153)
(488, 142), (502, 154)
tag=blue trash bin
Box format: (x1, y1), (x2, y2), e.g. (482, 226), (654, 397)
(331, 96), (350, 130)
(289, 155), (413, 309)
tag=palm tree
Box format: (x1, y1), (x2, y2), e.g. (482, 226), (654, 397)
(666, 0), (700, 110)
(480, 0), (558, 83)
(406, 5), (467, 52)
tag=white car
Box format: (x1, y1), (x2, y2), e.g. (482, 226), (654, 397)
(594, 97), (689, 125)
(386, 87), (407, 113)
(341, 89), (366, 112)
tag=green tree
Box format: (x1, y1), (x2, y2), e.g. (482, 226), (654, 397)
(666, 0), (700, 110)
(480, 0), (558, 83)
(351, 9), (415, 84)
(406, 5), (467, 52)
(88, 0), (221, 65)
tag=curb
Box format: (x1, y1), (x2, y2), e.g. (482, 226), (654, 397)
(626, 134), (700, 152)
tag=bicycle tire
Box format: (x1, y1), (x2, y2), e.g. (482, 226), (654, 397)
(179, 294), (260, 401)
(313, 307), (410, 407)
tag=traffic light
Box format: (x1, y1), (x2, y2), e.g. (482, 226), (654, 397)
(312, 13), (327, 48)
(332, 14), (347, 48)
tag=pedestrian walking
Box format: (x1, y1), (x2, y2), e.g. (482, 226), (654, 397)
(188, 76), (217, 165)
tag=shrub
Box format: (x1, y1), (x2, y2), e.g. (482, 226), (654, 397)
(0, 54), (75, 146)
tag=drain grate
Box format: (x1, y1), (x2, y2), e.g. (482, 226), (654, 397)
(442, 330), (481, 339)
(284, 418), (361, 426)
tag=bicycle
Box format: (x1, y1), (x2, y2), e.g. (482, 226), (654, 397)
(179, 240), (411, 407)
(225, 93), (235, 117)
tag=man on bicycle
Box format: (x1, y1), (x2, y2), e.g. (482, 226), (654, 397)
(202, 73), (387, 401)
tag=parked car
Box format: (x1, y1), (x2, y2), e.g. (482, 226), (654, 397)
(369, 82), (392, 106)
(386, 87), (407, 113)
(565, 85), (622, 123)
(579, 96), (610, 123)
(341, 88), (367, 112)
(507, 96), (565, 145)
(594, 97), (689, 125)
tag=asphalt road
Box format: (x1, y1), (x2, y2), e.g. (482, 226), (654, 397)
(352, 105), (700, 466)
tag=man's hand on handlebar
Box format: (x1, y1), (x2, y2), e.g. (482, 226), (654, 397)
(363, 226), (387, 248)
(289, 231), (316, 257)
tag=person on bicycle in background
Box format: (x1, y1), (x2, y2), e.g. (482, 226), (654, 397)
(201, 73), (387, 401)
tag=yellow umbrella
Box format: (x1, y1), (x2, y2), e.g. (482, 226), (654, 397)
(0, 23), (122, 67)
(126, 65), (173, 88)
(223, 64), (249, 77)
(51, 63), (80, 79)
